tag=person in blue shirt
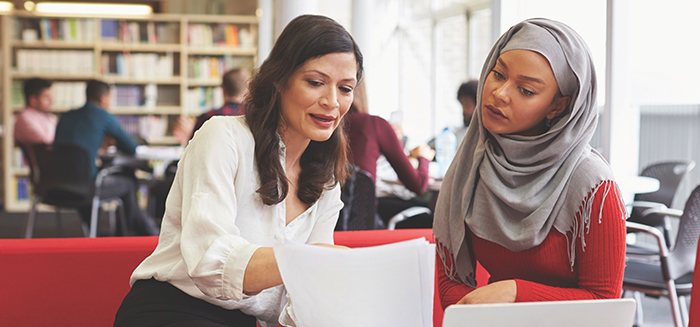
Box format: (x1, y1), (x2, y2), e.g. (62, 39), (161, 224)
(54, 80), (159, 236)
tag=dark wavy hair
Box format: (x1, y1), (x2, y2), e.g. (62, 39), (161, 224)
(245, 15), (364, 206)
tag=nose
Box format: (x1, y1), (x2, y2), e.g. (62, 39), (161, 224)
(320, 87), (339, 110)
(493, 81), (511, 104)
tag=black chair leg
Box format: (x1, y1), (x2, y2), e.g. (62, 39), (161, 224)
(55, 209), (63, 237)
(24, 197), (39, 238)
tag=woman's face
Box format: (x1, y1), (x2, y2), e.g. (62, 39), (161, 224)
(279, 52), (357, 146)
(481, 49), (569, 136)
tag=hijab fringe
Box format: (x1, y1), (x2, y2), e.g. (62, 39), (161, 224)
(436, 239), (476, 287)
(566, 180), (627, 271)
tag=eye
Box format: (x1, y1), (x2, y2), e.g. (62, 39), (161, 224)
(307, 80), (323, 87)
(519, 87), (535, 96)
(491, 69), (505, 80)
(339, 86), (353, 94)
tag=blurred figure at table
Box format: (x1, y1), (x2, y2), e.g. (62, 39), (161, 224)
(454, 80), (478, 142)
(14, 78), (57, 161)
(345, 81), (435, 228)
(54, 79), (159, 236)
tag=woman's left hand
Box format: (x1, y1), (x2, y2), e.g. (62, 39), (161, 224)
(457, 279), (517, 304)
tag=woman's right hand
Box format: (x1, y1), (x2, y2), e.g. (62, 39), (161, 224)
(410, 145), (436, 161)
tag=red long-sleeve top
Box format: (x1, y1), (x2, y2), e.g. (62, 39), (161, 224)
(438, 181), (626, 309)
(345, 111), (430, 194)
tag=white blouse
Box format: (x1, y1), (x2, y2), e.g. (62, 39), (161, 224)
(130, 116), (343, 327)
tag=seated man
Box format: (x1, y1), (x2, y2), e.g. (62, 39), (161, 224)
(14, 78), (57, 161)
(54, 80), (159, 236)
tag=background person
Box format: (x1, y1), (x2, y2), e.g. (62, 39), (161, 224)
(434, 18), (627, 308)
(54, 80), (159, 236)
(14, 78), (57, 158)
(114, 14), (362, 327)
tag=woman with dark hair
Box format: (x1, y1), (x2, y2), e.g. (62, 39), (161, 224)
(434, 18), (626, 308)
(115, 15), (362, 327)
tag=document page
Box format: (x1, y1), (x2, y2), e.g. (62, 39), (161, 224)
(274, 238), (435, 327)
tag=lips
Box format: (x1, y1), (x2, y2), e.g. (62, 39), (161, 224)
(310, 113), (336, 128)
(484, 104), (507, 119)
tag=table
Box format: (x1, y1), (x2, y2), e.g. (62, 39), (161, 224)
(616, 174), (660, 206)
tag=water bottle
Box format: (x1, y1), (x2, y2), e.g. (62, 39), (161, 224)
(435, 127), (457, 178)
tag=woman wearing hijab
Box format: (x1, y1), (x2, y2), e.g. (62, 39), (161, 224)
(433, 18), (627, 308)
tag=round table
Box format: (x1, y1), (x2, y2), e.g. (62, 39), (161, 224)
(616, 175), (660, 205)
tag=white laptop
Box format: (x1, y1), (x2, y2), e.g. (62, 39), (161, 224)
(442, 299), (636, 327)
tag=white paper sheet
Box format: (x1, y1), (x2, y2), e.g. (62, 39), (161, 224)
(274, 238), (435, 327)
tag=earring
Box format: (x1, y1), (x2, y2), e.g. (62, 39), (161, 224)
(545, 118), (553, 128)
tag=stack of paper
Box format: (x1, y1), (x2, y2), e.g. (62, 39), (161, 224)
(274, 238), (435, 327)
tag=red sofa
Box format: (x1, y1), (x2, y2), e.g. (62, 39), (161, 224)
(0, 229), (489, 327)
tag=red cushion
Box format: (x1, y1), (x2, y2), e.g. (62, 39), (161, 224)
(0, 229), (488, 327)
(0, 236), (158, 327)
(688, 239), (700, 326)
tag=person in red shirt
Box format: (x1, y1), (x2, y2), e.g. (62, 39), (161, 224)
(433, 18), (627, 309)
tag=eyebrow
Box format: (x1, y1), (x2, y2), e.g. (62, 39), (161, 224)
(497, 58), (546, 85)
(304, 70), (357, 83)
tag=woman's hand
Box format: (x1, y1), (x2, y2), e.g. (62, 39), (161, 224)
(410, 145), (436, 161)
(457, 280), (517, 304)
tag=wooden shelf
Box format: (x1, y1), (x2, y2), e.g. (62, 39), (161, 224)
(111, 106), (181, 115)
(103, 76), (182, 85)
(188, 79), (221, 87)
(2, 13), (258, 212)
(11, 72), (97, 80)
(101, 42), (181, 52)
(187, 47), (257, 56)
(13, 40), (95, 49)
(13, 168), (30, 176)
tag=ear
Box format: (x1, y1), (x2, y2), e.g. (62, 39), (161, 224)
(546, 96), (570, 120)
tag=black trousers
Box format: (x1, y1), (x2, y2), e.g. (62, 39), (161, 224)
(78, 173), (160, 236)
(115, 279), (257, 327)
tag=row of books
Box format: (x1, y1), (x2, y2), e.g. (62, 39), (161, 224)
(185, 86), (224, 115)
(188, 56), (239, 80)
(101, 52), (175, 79)
(13, 177), (32, 203)
(187, 24), (255, 48)
(51, 82), (86, 109)
(12, 147), (28, 170)
(15, 17), (95, 43)
(116, 115), (169, 141)
(102, 20), (180, 44)
(111, 84), (158, 108)
(16, 49), (94, 75)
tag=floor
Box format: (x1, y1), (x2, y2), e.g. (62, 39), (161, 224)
(0, 209), (685, 326)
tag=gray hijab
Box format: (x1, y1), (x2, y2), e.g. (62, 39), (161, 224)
(433, 18), (624, 287)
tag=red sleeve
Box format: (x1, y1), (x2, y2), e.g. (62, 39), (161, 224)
(374, 117), (430, 194)
(515, 181), (626, 301)
(437, 248), (475, 310)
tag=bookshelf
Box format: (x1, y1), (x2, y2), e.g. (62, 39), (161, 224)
(1, 12), (258, 212)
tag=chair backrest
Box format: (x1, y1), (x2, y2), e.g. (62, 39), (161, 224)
(635, 161), (696, 207)
(668, 184), (700, 279)
(336, 167), (378, 231)
(32, 143), (94, 203)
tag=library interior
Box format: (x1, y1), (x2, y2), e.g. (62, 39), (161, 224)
(1, 1), (700, 327)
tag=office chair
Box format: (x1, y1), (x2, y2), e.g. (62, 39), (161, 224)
(627, 160), (695, 247)
(336, 167), (380, 231)
(24, 143), (127, 238)
(623, 184), (700, 327)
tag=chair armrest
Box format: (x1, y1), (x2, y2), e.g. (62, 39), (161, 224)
(387, 207), (432, 230)
(94, 166), (127, 195)
(626, 221), (670, 256)
(640, 207), (683, 219)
